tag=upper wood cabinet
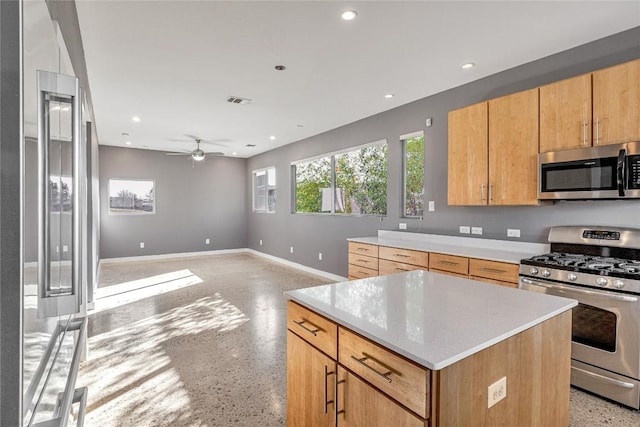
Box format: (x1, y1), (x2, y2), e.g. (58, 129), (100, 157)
(593, 59), (640, 146)
(448, 90), (538, 206)
(540, 73), (592, 152)
(448, 102), (488, 206)
(488, 89), (539, 205)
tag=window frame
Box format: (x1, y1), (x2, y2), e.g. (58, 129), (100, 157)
(291, 139), (388, 216)
(108, 178), (156, 215)
(401, 130), (425, 218)
(252, 166), (276, 213)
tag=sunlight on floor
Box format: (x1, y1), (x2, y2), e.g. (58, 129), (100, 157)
(80, 293), (250, 426)
(92, 269), (204, 313)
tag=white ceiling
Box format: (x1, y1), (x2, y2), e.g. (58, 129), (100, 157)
(76, 1), (640, 158)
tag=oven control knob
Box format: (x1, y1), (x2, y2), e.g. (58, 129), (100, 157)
(596, 277), (608, 287)
(613, 280), (625, 289)
(541, 269), (551, 278)
(567, 273), (578, 281)
(529, 267), (539, 275)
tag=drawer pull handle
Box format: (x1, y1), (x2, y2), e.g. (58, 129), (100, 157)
(324, 366), (335, 414)
(438, 260), (458, 266)
(350, 354), (393, 383)
(480, 267), (507, 274)
(293, 320), (320, 336)
(394, 254), (410, 258)
(356, 247), (370, 252)
(394, 268), (408, 272)
(358, 259), (370, 263)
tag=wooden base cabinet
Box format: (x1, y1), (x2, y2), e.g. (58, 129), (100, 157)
(336, 366), (425, 427)
(287, 331), (336, 427)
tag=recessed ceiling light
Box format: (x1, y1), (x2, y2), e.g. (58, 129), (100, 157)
(132, 116), (141, 122)
(275, 65), (286, 71)
(384, 94), (394, 99)
(232, 152), (237, 156)
(341, 10), (358, 21)
(125, 141), (132, 145)
(296, 124), (304, 128)
(269, 136), (276, 140)
(461, 63), (475, 69)
(121, 132), (129, 136)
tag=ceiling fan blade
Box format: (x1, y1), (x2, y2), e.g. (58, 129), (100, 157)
(165, 152), (192, 156)
(165, 138), (194, 143)
(204, 151), (225, 156)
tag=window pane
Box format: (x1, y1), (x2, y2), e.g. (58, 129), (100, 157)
(404, 136), (424, 217)
(253, 170), (266, 211)
(295, 157), (332, 213)
(335, 144), (387, 215)
(267, 168), (276, 212)
(109, 179), (155, 214)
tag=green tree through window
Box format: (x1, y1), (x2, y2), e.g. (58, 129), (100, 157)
(404, 135), (425, 216)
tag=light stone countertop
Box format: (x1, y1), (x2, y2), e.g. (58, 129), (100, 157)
(348, 230), (550, 264)
(286, 270), (576, 370)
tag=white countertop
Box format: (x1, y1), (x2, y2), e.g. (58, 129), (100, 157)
(348, 230), (549, 264)
(285, 270), (576, 370)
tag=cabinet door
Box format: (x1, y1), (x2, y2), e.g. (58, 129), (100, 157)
(337, 366), (424, 427)
(488, 89), (539, 205)
(540, 73), (592, 152)
(593, 59), (640, 146)
(448, 102), (488, 206)
(287, 331), (335, 427)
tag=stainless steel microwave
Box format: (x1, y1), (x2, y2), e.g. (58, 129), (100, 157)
(539, 142), (640, 200)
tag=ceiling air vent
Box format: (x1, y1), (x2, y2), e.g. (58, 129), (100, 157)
(246, 144), (256, 147)
(227, 96), (251, 105)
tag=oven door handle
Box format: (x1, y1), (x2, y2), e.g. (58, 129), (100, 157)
(521, 278), (638, 302)
(571, 366), (635, 389)
(617, 148), (627, 197)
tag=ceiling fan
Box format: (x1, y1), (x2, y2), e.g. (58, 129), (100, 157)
(165, 136), (225, 162)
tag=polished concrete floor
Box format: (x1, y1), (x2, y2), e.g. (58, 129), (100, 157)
(78, 253), (640, 426)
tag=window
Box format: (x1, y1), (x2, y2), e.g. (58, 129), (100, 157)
(108, 179), (155, 214)
(402, 132), (424, 217)
(253, 167), (276, 213)
(293, 140), (387, 215)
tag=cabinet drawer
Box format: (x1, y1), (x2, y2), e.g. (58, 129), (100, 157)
(379, 246), (429, 268)
(428, 253), (469, 275)
(469, 259), (518, 284)
(349, 253), (379, 270)
(470, 275), (518, 288)
(379, 259), (425, 276)
(287, 301), (337, 359)
(338, 327), (429, 419)
(348, 241), (379, 257)
(348, 264), (378, 280)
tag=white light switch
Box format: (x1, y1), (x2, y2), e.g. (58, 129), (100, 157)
(459, 226), (471, 234)
(259, 239), (263, 246)
(290, 246), (294, 253)
(205, 238), (210, 245)
(62, 245), (69, 252)
(318, 252), (323, 261)
(507, 229), (521, 238)
(428, 201), (435, 212)
(140, 242), (145, 249)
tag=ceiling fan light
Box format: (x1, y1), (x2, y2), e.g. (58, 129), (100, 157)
(192, 150), (205, 161)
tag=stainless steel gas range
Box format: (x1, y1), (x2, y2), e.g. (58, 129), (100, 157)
(519, 226), (640, 409)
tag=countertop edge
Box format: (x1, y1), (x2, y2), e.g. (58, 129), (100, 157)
(285, 293), (577, 371)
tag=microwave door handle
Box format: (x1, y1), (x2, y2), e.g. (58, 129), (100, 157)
(617, 148), (626, 197)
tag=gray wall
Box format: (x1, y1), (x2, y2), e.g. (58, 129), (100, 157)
(99, 146), (248, 258)
(247, 27), (640, 278)
(1, 1), (23, 424)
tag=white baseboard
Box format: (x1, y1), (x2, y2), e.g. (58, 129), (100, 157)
(246, 249), (347, 282)
(98, 248), (347, 283)
(99, 248), (247, 265)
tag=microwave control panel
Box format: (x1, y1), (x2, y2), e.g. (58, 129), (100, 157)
(629, 155), (640, 189)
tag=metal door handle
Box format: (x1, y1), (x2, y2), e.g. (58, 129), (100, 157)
(394, 254), (410, 258)
(324, 366), (335, 414)
(521, 278), (638, 302)
(489, 184), (493, 202)
(595, 117), (601, 145)
(350, 354), (393, 383)
(582, 120), (588, 146)
(292, 320), (320, 336)
(480, 267), (506, 274)
(571, 366), (635, 389)
(335, 375), (345, 423)
(356, 247), (370, 252)
(394, 268), (408, 272)
(439, 260), (459, 266)
(481, 183), (486, 202)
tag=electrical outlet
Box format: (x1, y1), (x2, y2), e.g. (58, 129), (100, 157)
(488, 377), (507, 408)
(290, 246), (294, 254)
(507, 229), (521, 238)
(428, 201), (435, 212)
(205, 238), (210, 245)
(399, 223), (407, 230)
(472, 227), (483, 235)
(459, 226), (471, 234)
(318, 252), (323, 261)
(139, 242), (145, 249)
(259, 239), (263, 246)
(62, 245), (68, 252)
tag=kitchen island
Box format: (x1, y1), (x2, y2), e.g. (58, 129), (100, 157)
(285, 270), (577, 426)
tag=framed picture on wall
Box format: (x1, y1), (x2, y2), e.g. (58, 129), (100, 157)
(108, 178), (155, 214)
